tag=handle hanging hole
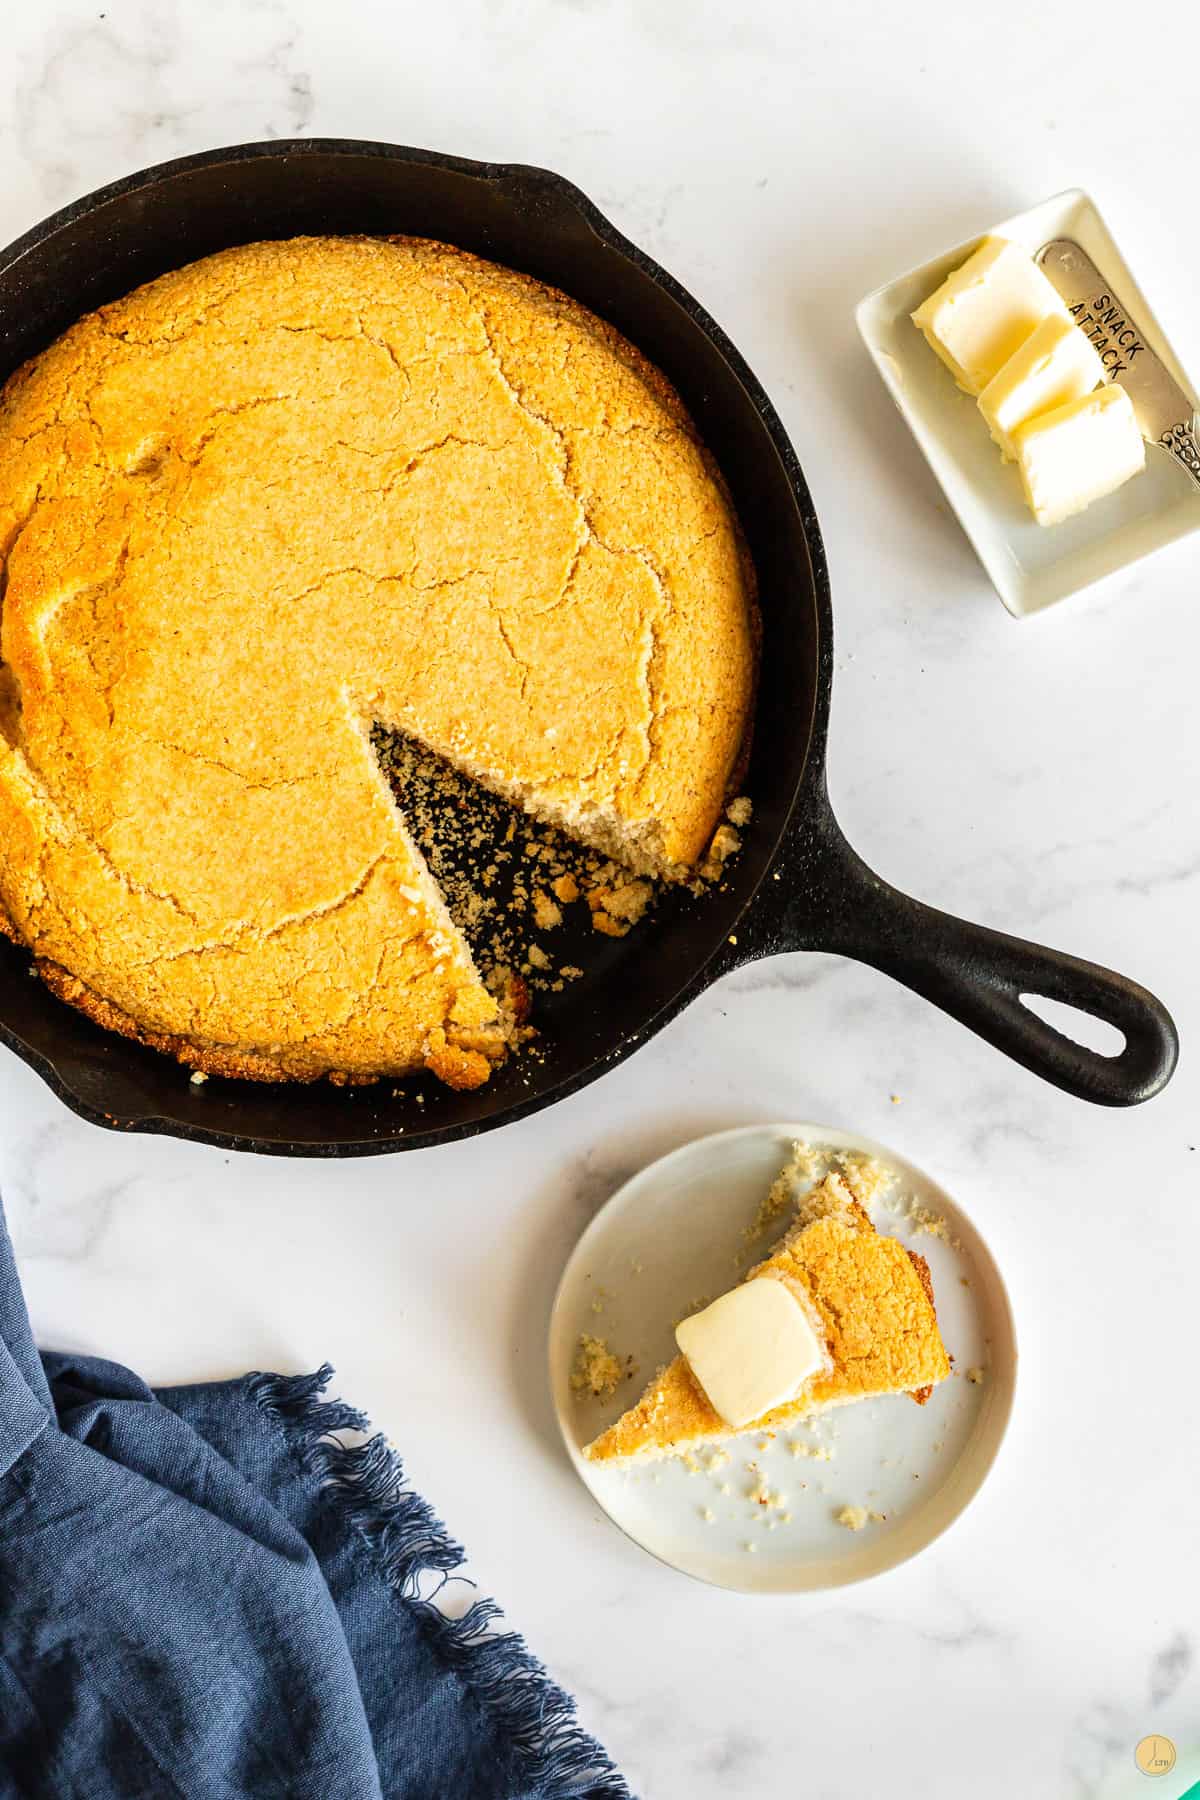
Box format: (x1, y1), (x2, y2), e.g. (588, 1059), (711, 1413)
(1019, 993), (1127, 1059)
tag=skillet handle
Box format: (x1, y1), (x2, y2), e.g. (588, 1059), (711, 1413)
(734, 776), (1178, 1107)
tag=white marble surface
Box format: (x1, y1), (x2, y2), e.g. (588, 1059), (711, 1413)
(2, 4), (1199, 1795)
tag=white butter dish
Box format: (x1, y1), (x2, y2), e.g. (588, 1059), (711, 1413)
(856, 189), (1200, 616)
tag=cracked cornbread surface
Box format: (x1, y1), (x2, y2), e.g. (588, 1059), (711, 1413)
(0, 236), (756, 1084)
(584, 1170), (950, 1463)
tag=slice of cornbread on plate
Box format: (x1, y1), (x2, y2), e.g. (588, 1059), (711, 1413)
(584, 1166), (950, 1464)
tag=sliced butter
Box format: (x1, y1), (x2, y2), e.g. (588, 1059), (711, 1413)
(978, 313), (1106, 459)
(1014, 381), (1145, 527)
(912, 236), (1071, 396)
(674, 1277), (826, 1430)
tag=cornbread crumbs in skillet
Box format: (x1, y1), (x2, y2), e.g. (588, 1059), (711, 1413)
(0, 236), (757, 1085)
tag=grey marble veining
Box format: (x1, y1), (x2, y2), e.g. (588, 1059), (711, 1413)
(14, 1), (315, 206)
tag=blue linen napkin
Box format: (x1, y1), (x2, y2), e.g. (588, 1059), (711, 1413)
(0, 1195), (628, 1800)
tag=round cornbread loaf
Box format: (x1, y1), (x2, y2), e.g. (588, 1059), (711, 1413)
(0, 236), (756, 1084)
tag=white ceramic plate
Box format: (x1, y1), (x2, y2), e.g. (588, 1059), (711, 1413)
(549, 1123), (1016, 1594)
(856, 188), (1200, 617)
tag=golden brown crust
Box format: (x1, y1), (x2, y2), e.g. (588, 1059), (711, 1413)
(0, 235), (756, 1084)
(904, 1249), (937, 1404)
(35, 958), (295, 1081)
(421, 1028), (493, 1093)
(36, 955), (508, 1091)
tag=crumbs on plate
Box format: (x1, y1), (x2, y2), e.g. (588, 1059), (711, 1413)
(834, 1504), (886, 1532)
(744, 1138), (823, 1244)
(789, 1439), (833, 1462)
(570, 1333), (635, 1400)
(832, 1151), (896, 1210)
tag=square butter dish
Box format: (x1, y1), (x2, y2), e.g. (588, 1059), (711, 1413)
(856, 189), (1200, 616)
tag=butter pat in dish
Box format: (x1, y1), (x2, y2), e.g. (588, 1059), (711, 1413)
(1015, 381), (1145, 526)
(674, 1278), (827, 1429)
(978, 313), (1106, 459)
(916, 237), (1139, 526)
(859, 189), (1200, 614)
(911, 236), (1070, 396)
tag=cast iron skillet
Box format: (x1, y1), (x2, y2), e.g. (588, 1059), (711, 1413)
(0, 140), (1179, 1154)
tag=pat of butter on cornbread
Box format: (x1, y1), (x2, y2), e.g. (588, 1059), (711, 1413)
(674, 1278), (828, 1429)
